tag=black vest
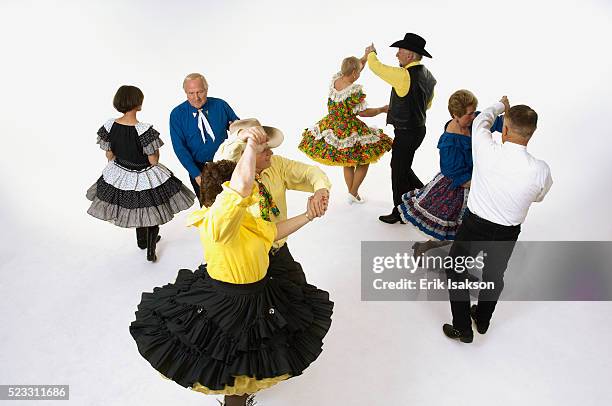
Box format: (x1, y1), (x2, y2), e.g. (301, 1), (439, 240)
(387, 64), (436, 129)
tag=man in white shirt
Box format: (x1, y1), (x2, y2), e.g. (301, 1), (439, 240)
(443, 96), (553, 343)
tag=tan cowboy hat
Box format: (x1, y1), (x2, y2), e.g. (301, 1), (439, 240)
(214, 118), (284, 162)
(229, 118), (284, 148)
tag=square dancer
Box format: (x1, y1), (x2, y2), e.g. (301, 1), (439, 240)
(366, 33), (437, 224)
(170, 73), (239, 201)
(443, 96), (553, 343)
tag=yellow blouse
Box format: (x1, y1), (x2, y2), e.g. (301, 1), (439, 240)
(186, 182), (277, 284)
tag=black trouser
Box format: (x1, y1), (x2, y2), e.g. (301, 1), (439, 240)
(446, 210), (521, 332)
(391, 127), (426, 214)
(189, 161), (206, 206)
(267, 244), (307, 286)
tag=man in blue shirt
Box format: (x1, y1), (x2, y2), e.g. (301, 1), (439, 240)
(170, 73), (239, 200)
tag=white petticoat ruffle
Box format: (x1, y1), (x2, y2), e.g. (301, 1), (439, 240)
(309, 125), (385, 149)
(102, 161), (172, 191)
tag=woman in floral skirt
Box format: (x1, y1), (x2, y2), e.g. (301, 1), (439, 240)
(399, 89), (503, 256)
(299, 55), (392, 204)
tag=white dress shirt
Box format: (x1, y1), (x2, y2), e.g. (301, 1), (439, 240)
(468, 102), (553, 226)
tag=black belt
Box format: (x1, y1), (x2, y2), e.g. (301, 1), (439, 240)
(465, 209), (521, 231)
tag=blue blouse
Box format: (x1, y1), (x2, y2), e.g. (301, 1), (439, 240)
(169, 98), (239, 179)
(438, 114), (503, 189)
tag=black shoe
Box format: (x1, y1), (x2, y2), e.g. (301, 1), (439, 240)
(146, 226), (159, 262)
(379, 212), (404, 224)
(470, 305), (490, 334)
(443, 323), (473, 343)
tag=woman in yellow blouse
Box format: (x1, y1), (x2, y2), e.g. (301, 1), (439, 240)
(130, 126), (333, 406)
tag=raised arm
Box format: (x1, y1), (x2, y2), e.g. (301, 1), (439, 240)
(366, 50), (410, 97)
(472, 97), (508, 151)
(229, 126), (268, 197)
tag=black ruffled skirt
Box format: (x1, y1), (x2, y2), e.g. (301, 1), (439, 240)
(129, 265), (333, 394)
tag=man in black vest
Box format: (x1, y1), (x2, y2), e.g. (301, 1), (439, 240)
(366, 33), (436, 224)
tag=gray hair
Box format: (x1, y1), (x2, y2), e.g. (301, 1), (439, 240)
(183, 73), (208, 90)
(408, 50), (423, 61)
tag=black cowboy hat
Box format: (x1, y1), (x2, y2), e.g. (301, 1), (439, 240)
(390, 33), (432, 58)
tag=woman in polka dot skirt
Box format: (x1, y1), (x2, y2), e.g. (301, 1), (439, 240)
(86, 85), (196, 262)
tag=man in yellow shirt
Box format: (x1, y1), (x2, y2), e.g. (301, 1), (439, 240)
(366, 33), (437, 224)
(214, 119), (332, 285)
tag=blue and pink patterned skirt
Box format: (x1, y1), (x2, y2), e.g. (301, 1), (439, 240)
(398, 173), (468, 241)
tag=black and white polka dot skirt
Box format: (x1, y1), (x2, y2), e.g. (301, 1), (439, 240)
(86, 161), (195, 228)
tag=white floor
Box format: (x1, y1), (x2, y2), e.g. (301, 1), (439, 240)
(2, 1), (612, 404)
(2, 171), (611, 405)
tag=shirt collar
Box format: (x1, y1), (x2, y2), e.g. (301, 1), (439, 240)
(403, 60), (421, 70)
(502, 141), (527, 151)
(186, 100), (209, 113)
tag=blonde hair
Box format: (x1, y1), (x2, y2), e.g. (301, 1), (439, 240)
(183, 73), (208, 90)
(448, 89), (478, 117)
(340, 56), (361, 76)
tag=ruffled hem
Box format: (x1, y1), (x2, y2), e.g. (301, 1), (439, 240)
(352, 100), (368, 114)
(143, 138), (164, 155)
(139, 126), (163, 155)
(298, 127), (392, 166)
(97, 123), (112, 151)
(87, 171), (194, 209)
(96, 137), (111, 151)
(299, 153), (384, 167)
(191, 374), (291, 395)
(308, 125), (387, 149)
(129, 266), (333, 394)
(398, 173), (468, 240)
(86, 180), (195, 228)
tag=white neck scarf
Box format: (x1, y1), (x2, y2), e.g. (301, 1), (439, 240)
(196, 109), (215, 143)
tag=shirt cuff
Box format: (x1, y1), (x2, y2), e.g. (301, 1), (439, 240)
(313, 179), (331, 191)
(492, 101), (506, 115)
(367, 52), (378, 65)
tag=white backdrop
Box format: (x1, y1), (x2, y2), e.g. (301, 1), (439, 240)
(1, 1), (611, 405)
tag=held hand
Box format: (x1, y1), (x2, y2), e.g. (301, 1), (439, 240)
(379, 105), (389, 114)
(499, 96), (510, 113)
(244, 126), (268, 152)
(311, 188), (330, 217)
(195, 175), (202, 186)
(306, 196), (317, 221)
(307, 195), (322, 218)
(237, 128), (249, 142)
